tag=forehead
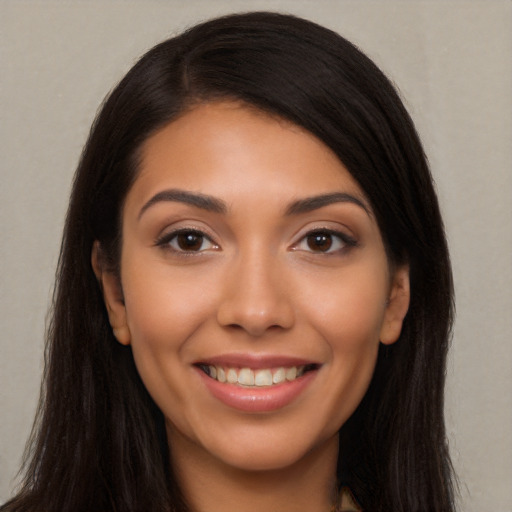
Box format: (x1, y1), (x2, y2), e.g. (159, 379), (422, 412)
(129, 101), (368, 212)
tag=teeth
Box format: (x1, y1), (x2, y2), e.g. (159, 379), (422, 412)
(217, 366), (226, 383)
(285, 366), (297, 381)
(254, 369), (272, 386)
(204, 364), (308, 387)
(272, 367), (286, 384)
(238, 368), (255, 386)
(227, 368), (238, 384)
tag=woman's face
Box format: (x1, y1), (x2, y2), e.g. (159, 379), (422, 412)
(99, 101), (409, 472)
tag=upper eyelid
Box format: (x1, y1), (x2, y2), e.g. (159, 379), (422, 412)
(291, 223), (356, 242)
(155, 222), (217, 239)
(290, 226), (358, 251)
(154, 226), (218, 247)
(299, 229), (351, 241)
(153, 222), (357, 248)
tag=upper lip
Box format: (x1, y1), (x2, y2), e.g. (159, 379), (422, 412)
(194, 353), (320, 369)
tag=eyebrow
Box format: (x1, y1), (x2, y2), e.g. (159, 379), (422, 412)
(138, 189), (228, 219)
(138, 189), (370, 220)
(285, 192), (371, 216)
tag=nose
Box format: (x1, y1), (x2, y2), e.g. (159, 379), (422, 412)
(216, 252), (295, 337)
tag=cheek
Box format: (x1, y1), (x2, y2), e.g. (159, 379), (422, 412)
(122, 260), (219, 344)
(118, 261), (220, 408)
(304, 265), (389, 349)
(298, 264), (388, 420)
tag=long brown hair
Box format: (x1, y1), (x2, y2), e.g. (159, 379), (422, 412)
(2, 12), (455, 512)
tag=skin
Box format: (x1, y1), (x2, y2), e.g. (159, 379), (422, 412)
(93, 102), (410, 512)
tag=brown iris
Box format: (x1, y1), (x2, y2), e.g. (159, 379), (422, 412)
(306, 232), (333, 252)
(176, 232), (204, 251)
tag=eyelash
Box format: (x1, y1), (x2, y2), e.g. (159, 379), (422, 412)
(155, 228), (219, 255)
(155, 228), (357, 256)
(292, 229), (357, 254)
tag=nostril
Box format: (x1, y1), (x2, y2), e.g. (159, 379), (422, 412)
(223, 322), (283, 337)
(216, 279), (295, 334)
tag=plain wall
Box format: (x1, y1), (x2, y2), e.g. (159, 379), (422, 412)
(1, 1), (511, 510)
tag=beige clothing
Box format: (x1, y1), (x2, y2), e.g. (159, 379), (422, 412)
(338, 487), (362, 511)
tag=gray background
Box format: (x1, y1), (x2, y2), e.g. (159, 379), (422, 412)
(1, 1), (511, 510)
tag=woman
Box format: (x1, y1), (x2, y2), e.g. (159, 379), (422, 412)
(1, 12), (456, 512)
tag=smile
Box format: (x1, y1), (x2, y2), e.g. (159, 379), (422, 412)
(198, 364), (316, 387)
(195, 356), (321, 412)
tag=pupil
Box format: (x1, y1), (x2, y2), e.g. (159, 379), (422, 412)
(307, 233), (332, 252)
(178, 232), (202, 251)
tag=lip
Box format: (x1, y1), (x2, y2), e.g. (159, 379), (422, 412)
(195, 353), (317, 369)
(194, 354), (320, 413)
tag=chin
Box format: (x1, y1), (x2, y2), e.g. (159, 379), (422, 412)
(219, 446), (308, 472)
(195, 422), (339, 473)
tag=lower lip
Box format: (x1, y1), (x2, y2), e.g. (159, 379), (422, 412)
(196, 367), (318, 413)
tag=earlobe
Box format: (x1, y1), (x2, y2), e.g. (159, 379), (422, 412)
(111, 325), (131, 346)
(380, 265), (410, 345)
(91, 241), (131, 346)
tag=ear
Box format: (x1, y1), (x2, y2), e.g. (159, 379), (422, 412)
(91, 241), (131, 345)
(380, 265), (410, 345)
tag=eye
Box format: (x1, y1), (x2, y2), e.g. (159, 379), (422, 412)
(294, 229), (356, 254)
(156, 229), (218, 253)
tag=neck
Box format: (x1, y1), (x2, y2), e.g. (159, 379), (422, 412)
(168, 428), (339, 512)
